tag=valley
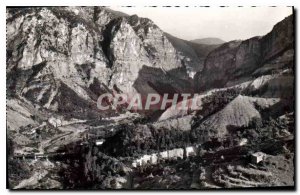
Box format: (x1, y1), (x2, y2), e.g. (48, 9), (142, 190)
(6, 6), (295, 190)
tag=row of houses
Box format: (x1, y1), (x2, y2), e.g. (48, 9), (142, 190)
(132, 146), (198, 167)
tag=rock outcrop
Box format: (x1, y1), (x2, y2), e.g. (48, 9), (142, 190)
(195, 15), (294, 92)
(6, 7), (201, 117)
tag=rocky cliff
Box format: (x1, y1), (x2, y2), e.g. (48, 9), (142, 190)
(7, 7), (204, 118)
(7, 7), (295, 190)
(195, 15), (294, 93)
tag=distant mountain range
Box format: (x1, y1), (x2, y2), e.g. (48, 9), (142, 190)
(190, 37), (226, 45)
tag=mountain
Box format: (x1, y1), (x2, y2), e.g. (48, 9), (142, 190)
(6, 7), (202, 119)
(190, 37), (226, 45)
(164, 33), (221, 74)
(195, 15), (294, 93)
(6, 7), (294, 190)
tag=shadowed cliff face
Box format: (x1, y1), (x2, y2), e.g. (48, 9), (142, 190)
(195, 15), (294, 92)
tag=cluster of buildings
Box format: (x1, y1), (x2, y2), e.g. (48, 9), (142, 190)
(132, 146), (198, 167)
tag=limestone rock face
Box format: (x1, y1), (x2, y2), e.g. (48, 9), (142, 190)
(108, 17), (153, 94)
(195, 40), (242, 90)
(127, 16), (183, 72)
(195, 15), (294, 92)
(260, 15), (294, 62)
(7, 7), (111, 115)
(6, 7), (199, 116)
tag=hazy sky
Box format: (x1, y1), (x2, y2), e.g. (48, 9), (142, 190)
(111, 6), (293, 42)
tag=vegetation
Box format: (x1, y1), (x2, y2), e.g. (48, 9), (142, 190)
(192, 88), (240, 129)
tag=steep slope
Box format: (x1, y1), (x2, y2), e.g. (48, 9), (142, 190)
(184, 41), (221, 63)
(158, 81), (249, 121)
(195, 15), (294, 92)
(7, 7), (112, 116)
(165, 33), (221, 75)
(164, 33), (202, 75)
(195, 95), (280, 139)
(7, 99), (39, 131)
(6, 7), (199, 117)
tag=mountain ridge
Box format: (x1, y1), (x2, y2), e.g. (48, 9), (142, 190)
(190, 37), (226, 45)
(6, 7), (295, 190)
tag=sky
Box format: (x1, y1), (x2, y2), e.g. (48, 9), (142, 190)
(110, 6), (293, 42)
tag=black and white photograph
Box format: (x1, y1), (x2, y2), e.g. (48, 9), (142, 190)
(5, 4), (296, 191)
